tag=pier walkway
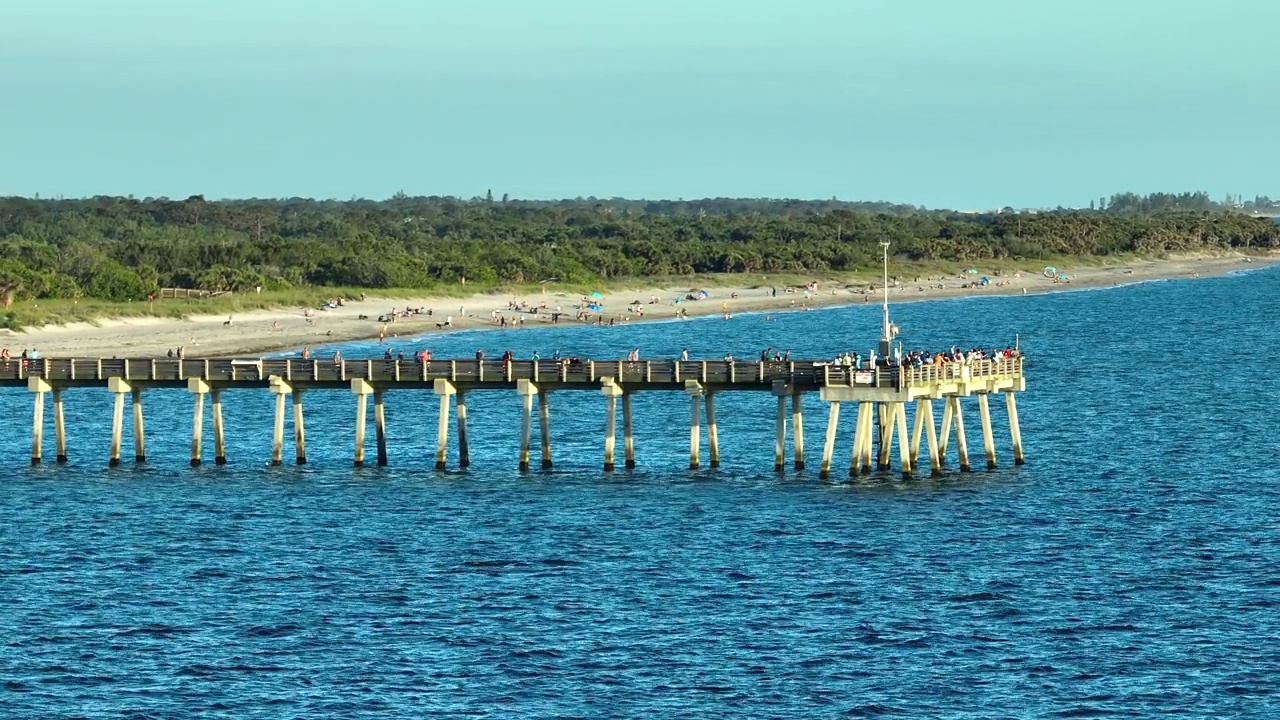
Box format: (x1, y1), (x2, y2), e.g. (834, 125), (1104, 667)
(2, 356), (1026, 477)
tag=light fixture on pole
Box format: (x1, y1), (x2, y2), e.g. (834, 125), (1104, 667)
(878, 240), (893, 358)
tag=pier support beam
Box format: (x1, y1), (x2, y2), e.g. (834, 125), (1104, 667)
(978, 393), (997, 469)
(374, 391), (387, 467)
(433, 379), (455, 470)
(293, 389), (307, 465)
(819, 401), (840, 480)
(351, 378), (373, 468)
(877, 402), (892, 471)
(895, 402), (912, 479)
(540, 391), (553, 470)
(705, 393), (720, 469)
(948, 396), (971, 472)
(773, 394), (787, 472)
(860, 402), (875, 474)
(28, 377), (50, 465)
(686, 381), (704, 469)
(270, 378), (290, 467)
(792, 391), (805, 471)
(53, 386), (67, 464)
(920, 399), (941, 477)
(850, 401), (867, 477)
(1006, 392), (1025, 465)
(623, 392), (636, 469)
(518, 380), (537, 472)
(910, 399), (926, 472)
(939, 396), (953, 462)
(131, 387), (146, 464)
(107, 378), (130, 467)
(457, 390), (470, 469)
(212, 389), (226, 465)
(601, 379), (622, 472)
(188, 379), (209, 467)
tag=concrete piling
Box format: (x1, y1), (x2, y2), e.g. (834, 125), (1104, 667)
(1006, 392), (1024, 465)
(705, 392), (720, 469)
(540, 391), (553, 470)
(518, 380), (537, 471)
(52, 384), (66, 461)
(131, 387), (146, 464)
(921, 399), (941, 477)
(978, 393), (997, 469)
(108, 378), (129, 467)
(456, 389), (470, 469)
(270, 380), (288, 466)
(293, 389), (307, 465)
(894, 401), (911, 478)
(211, 388), (226, 465)
(374, 391), (387, 467)
(792, 391), (805, 471)
(601, 379), (622, 472)
(951, 396), (971, 472)
(188, 379), (208, 467)
(433, 379), (455, 470)
(686, 380), (703, 470)
(29, 377), (48, 465)
(859, 401), (874, 474)
(622, 392), (636, 469)
(850, 401), (868, 477)
(774, 394), (787, 472)
(351, 378), (373, 468)
(820, 401), (839, 480)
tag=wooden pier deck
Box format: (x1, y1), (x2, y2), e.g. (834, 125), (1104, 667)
(2, 357), (1025, 476)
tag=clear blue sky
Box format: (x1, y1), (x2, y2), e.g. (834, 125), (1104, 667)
(2, 0), (1277, 208)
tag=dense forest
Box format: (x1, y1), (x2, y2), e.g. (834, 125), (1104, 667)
(0, 193), (1277, 303)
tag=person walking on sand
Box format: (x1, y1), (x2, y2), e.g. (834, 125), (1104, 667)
(680, 348), (689, 362)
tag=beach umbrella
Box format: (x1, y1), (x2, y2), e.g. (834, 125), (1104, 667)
(698, 290), (709, 299)
(589, 291), (603, 298)
(981, 276), (990, 283)
(588, 303), (602, 311)
(1042, 266), (1057, 278)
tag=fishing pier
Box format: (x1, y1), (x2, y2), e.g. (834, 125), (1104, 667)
(3, 356), (1025, 477)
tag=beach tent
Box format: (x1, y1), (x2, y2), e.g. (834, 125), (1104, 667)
(1042, 266), (1057, 278)
(698, 290), (709, 299)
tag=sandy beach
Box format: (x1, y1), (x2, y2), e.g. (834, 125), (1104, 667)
(3, 254), (1268, 358)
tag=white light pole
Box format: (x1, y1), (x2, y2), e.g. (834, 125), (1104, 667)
(879, 240), (892, 357)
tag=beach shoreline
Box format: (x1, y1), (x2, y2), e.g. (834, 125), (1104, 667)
(5, 254), (1270, 358)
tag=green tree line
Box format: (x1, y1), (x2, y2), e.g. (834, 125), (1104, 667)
(0, 195), (1276, 303)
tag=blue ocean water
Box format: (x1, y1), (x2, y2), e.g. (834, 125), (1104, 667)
(2, 268), (1279, 718)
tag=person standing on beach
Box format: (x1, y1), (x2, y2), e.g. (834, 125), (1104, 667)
(680, 348), (689, 361)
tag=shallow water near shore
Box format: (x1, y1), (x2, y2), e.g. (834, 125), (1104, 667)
(2, 268), (1278, 717)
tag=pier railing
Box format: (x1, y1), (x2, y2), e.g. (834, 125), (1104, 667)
(0, 356), (1023, 390)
